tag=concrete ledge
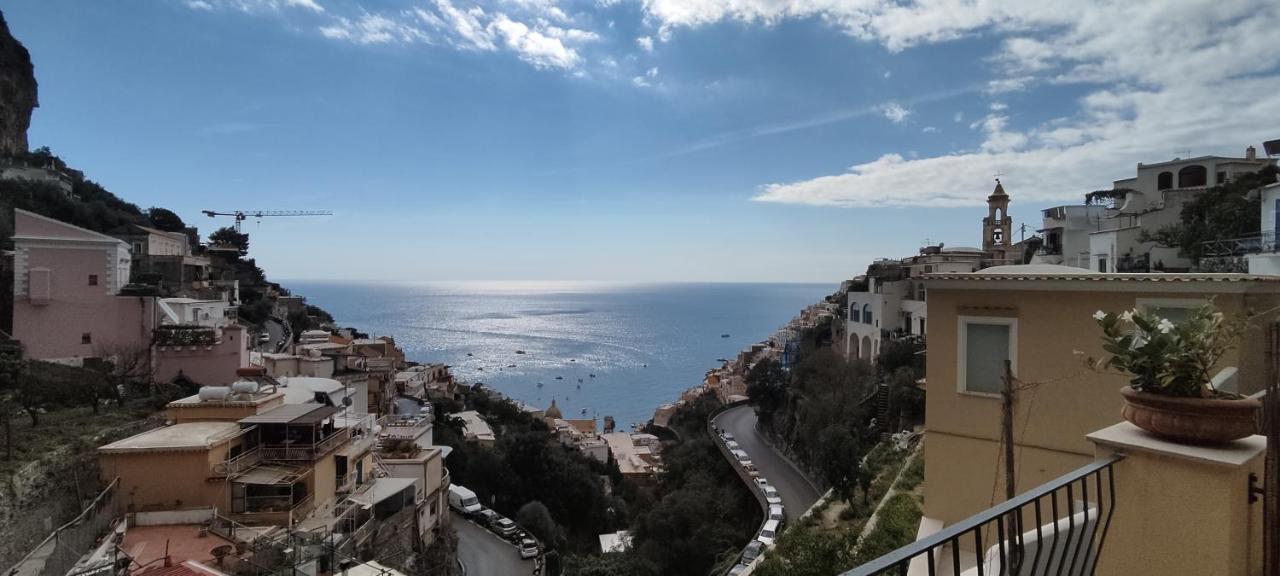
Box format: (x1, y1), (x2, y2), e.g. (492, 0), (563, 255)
(1087, 421), (1265, 468)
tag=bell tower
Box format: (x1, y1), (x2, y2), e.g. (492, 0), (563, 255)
(983, 179), (1012, 257)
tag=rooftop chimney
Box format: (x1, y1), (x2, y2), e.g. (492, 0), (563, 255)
(1246, 145), (1257, 161)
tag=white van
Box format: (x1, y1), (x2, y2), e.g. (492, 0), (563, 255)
(448, 485), (482, 515)
(758, 519), (780, 546)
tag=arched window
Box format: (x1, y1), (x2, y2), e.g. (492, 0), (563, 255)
(850, 303), (860, 323)
(994, 208), (1003, 222)
(1157, 171), (1173, 190)
(863, 304), (873, 325)
(1178, 165), (1207, 188)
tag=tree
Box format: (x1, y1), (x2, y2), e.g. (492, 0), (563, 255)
(745, 357), (786, 426)
(0, 350), (26, 460)
(146, 207), (186, 232)
(816, 424), (861, 503)
(209, 226), (250, 256)
(518, 501), (564, 549)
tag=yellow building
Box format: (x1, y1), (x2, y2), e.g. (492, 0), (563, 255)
(921, 265), (1280, 526)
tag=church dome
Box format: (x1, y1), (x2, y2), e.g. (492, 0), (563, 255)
(545, 399), (563, 419)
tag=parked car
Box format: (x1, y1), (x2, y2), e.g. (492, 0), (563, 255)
(763, 486), (782, 506)
(476, 508), (499, 526)
(258, 333), (271, 343)
(743, 463), (761, 478)
(518, 538), (539, 559)
(753, 478), (770, 489)
(728, 564), (749, 576)
(492, 516), (518, 538)
(768, 504), (785, 522)
(741, 540), (763, 564)
(721, 432), (735, 442)
(758, 519), (780, 546)
(725, 440), (740, 450)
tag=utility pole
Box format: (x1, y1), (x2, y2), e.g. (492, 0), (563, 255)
(1001, 360), (1023, 571)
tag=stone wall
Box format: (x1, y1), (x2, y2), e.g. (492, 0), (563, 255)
(0, 11), (37, 157)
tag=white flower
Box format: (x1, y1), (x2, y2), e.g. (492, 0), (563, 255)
(1093, 310), (1107, 321)
(1157, 318), (1176, 334)
(1119, 311), (1134, 322)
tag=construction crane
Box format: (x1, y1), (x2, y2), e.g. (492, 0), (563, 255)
(201, 209), (333, 232)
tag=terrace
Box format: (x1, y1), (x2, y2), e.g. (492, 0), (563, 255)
(240, 404), (349, 462)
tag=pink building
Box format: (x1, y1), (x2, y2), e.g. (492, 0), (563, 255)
(12, 209), (248, 384)
(12, 209), (158, 362)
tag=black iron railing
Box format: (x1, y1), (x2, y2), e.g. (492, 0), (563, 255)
(844, 454), (1123, 576)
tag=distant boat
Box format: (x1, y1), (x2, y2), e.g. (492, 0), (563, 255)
(555, 376), (564, 380)
(466, 352), (473, 356)
(581, 408), (588, 415)
(576, 384), (581, 389)
(569, 359), (576, 362)
(589, 374), (596, 378)
(577, 378), (583, 383)
(537, 382), (544, 388)
(721, 333), (730, 338)
(476, 367), (484, 371)
(515, 350), (526, 355)
(507, 364), (516, 368)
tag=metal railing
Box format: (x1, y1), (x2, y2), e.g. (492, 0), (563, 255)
(844, 454), (1123, 576)
(212, 447), (262, 477)
(1201, 230), (1278, 257)
(7, 479), (120, 576)
(260, 428), (351, 461)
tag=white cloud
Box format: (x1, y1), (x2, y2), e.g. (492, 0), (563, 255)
(637, 35), (654, 52)
(880, 102), (910, 124)
(490, 14), (582, 69)
(733, 0), (1280, 208)
(185, 0), (323, 12)
(186, 1), (214, 10)
(922, 126), (939, 133)
(646, 66), (659, 78)
(632, 75), (651, 88)
(423, 0), (498, 51)
(319, 13), (428, 45)
(989, 102), (1007, 112)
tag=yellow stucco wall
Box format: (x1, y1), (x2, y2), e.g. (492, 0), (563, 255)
(100, 447), (229, 512)
(922, 283), (1278, 525)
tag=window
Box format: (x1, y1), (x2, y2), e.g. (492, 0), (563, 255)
(1178, 165), (1207, 188)
(1097, 257), (1107, 272)
(862, 304), (873, 325)
(81, 332), (92, 345)
(958, 317), (1016, 395)
(1216, 171), (1227, 184)
(1136, 298), (1207, 326)
(88, 274), (98, 286)
(1157, 171), (1173, 190)
(850, 303), (860, 323)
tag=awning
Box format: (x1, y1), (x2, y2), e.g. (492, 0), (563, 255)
(236, 464), (308, 485)
(351, 477), (416, 507)
(240, 404), (338, 426)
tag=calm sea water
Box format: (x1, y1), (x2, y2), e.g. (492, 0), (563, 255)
(281, 281), (833, 427)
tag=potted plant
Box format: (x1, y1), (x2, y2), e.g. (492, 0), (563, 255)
(1089, 304), (1260, 444)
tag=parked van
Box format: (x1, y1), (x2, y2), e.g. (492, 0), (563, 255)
(448, 485), (482, 515)
(758, 519), (780, 546)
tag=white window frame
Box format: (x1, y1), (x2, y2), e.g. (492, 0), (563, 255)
(957, 315), (1018, 398)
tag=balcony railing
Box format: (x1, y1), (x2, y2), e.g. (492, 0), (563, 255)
(260, 428), (351, 462)
(845, 454), (1123, 576)
(1201, 230), (1278, 257)
(212, 447), (262, 477)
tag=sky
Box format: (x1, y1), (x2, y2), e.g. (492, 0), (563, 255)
(4, 0), (1279, 283)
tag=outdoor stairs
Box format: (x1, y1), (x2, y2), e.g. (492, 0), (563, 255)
(875, 383), (890, 431)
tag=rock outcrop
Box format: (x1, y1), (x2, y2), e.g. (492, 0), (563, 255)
(0, 10), (37, 157)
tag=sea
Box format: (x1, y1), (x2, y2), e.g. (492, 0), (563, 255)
(282, 281), (834, 427)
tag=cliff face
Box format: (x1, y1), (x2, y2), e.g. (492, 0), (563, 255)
(0, 11), (37, 157)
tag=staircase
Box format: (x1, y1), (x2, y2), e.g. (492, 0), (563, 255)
(875, 383), (890, 431)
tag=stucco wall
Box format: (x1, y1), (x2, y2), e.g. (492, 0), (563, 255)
(100, 448), (229, 513)
(922, 284), (1278, 525)
(154, 325), (248, 385)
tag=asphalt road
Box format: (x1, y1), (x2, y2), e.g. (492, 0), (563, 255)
(715, 404), (821, 522)
(456, 518), (528, 576)
(260, 317), (285, 352)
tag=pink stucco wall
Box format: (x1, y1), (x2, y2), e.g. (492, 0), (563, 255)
(13, 244), (156, 360)
(154, 325), (249, 385)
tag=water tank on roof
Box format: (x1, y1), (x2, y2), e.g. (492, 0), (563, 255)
(198, 386), (231, 401)
(231, 379), (260, 395)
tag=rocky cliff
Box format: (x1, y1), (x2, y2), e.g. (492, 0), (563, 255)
(0, 10), (37, 157)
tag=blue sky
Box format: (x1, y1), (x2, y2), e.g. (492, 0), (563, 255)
(4, 0), (1278, 282)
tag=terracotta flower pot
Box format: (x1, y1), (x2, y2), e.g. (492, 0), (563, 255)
(1120, 386), (1261, 444)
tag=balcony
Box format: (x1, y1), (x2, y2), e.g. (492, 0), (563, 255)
(845, 455), (1122, 576)
(259, 428), (350, 462)
(212, 446), (262, 477)
(153, 325), (217, 347)
(1201, 230), (1277, 257)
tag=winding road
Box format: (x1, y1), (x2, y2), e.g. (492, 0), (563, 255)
(455, 518), (527, 576)
(714, 404), (821, 522)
